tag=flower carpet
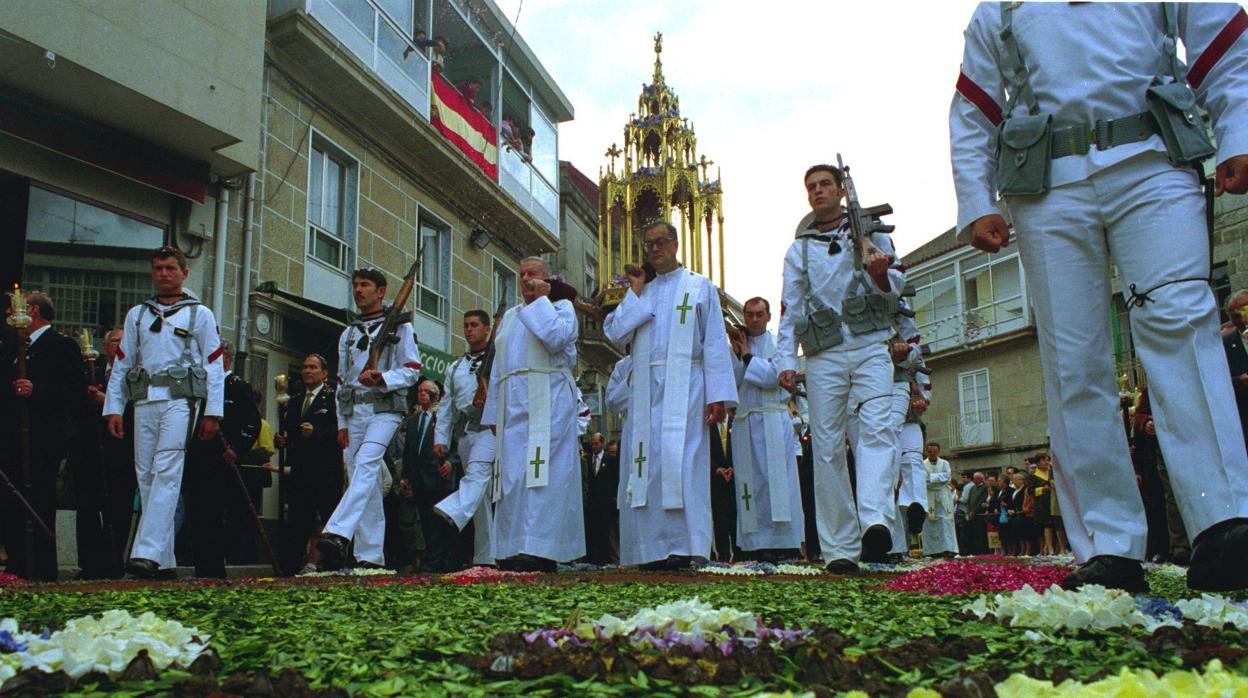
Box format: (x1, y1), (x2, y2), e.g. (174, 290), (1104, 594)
(1, 559), (1245, 696)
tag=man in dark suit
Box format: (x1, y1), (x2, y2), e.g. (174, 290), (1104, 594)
(276, 353), (342, 575)
(710, 414), (738, 562)
(71, 326), (138, 579)
(963, 471), (990, 555)
(3, 291), (86, 581)
(583, 432), (619, 564)
(404, 379), (456, 571)
(182, 341), (259, 578)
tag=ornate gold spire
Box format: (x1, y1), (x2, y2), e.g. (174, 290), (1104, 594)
(652, 31), (664, 85)
(595, 33), (726, 299)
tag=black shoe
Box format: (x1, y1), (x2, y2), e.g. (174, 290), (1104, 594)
(1169, 550), (1191, 566)
(1061, 555), (1148, 593)
(906, 503), (927, 535)
(153, 568), (177, 581)
(823, 558), (859, 575)
(498, 554), (556, 573)
(860, 525), (892, 564)
(1188, 519), (1248, 592)
(125, 558), (160, 579)
(355, 561), (386, 571)
(315, 533), (350, 570)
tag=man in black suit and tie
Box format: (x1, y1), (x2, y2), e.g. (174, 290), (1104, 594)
(403, 379), (457, 571)
(710, 414), (738, 562)
(583, 432), (619, 564)
(183, 341), (260, 578)
(276, 353), (342, 575)
(3, 291), (86, 581)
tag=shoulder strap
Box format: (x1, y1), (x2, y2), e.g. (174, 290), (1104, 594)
(181, 303), (198, 365)
(1158, 3), (1185, 84)
(801, 239), (826, 312)
(133, 306), (146, 369)
(998, 1), (1039, 115)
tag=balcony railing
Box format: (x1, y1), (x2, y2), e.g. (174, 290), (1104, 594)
(273, 0), (433, 120)
(499, 145), (559, 237)
(919, 299), (1028, 354)
(935, 403), (1049, 452)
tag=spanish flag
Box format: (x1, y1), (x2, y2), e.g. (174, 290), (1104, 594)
(430, 72), (498, 179)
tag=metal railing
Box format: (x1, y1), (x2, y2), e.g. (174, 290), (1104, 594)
(932, 403), (1049, 452)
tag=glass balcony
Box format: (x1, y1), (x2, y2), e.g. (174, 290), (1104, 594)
(302, 0), (431, 119)
(499, 145), (559, 238)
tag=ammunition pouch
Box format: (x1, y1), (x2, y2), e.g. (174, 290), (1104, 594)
(1145, 82), (1215, 166)
(996, 113), (1053, 196)
(843, 293), (894, 335)
(336, 387), (408, 417)
(123, 368), (151, 402)
(795, 307), (844, 357)
(164, 365), (208, 400)
(336, 388), (355, 417)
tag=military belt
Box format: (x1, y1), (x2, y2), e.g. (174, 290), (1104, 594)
(1050, 112), (1157, 159)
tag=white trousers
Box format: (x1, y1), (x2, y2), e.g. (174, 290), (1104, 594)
(807, 342), (899, 561)
(132, 399), (192, 569)
(434, 429), (496, 565)
(323, 404), (401, 566)
(897, 422), (926, 507)
(1009, 151), (1248, 562)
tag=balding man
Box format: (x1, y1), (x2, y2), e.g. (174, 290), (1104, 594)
(482, 256), (584, 571)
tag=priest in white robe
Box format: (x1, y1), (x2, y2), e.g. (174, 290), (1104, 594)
(604, 221), (738, 569)
(481, 257), (584, 571)
(922, 442), (958, 556)
(728, 297), (804, 557)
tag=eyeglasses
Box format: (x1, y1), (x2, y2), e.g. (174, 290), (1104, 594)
(642, 237), (675, 249)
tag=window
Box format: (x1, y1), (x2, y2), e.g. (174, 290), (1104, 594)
(585, 251), (598, 296)
(957, 369), (994, 446)
(416, 213), (450, 320)
(493, 260), (516, 313)
(910, 249), (1027, 353)
(308, 142), (353, 272)
(23, 186), (166, 345)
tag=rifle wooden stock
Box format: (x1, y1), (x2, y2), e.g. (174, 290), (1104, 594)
(364, 258), (420, 375)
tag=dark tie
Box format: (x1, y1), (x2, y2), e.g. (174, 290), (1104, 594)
(302, 391), (314, 416)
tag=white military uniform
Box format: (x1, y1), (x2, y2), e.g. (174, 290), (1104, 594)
(922, 456), (958, 556)
(432, 350), (495, 565)
(104, 294), (224, 571)
(888, 345), (933, 555)
(952, 2), (1248, 561)
(481, 296), (584, 563)
(730, 330), (805, 552)
(604, 266), (738, 566)
(323, 310), (421, 566)
(778, 212), (906, 563)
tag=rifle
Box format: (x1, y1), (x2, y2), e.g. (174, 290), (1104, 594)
(836, 153), (895, 269)
(363, 240), (424, 376)
(472, 299), (508, 411)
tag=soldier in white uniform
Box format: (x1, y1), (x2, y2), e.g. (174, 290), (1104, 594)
(951, 2), (1248, 591)
(316, 268), (422, 570)
(105, 246), (225, 580)
(888, 338), (934, 557)
(777, 165), (907, 570)
(728, 297), (805, 557)
(432, 309), (496, 566)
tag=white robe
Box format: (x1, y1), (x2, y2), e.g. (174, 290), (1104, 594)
(604, 267), (738, 565)
(730, 331), (804, 552)
(481, 296), (585, 562)
(922, 457), (958, 555)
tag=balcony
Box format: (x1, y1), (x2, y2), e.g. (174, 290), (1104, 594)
(266, 0), (561, 253)
(920, 299), (1030, 355)
(940, 403), (1049, 453)
(500, 145), (559, 237)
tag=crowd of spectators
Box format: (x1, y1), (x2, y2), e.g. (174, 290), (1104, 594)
(951, 453), (1068, 557)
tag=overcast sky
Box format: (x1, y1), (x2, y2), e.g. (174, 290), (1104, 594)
(494, 0), (983, 311)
